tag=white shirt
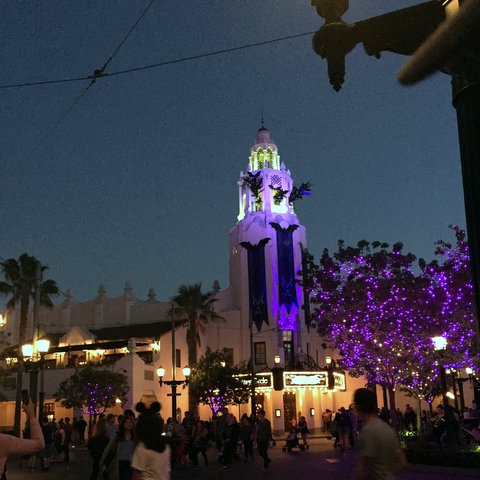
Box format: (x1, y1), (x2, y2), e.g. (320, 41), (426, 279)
(131, 442), (171, 480)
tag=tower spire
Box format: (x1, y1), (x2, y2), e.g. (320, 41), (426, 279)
(261, 110), (265, 129)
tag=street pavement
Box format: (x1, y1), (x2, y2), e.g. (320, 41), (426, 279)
(6, 438), (480, 480)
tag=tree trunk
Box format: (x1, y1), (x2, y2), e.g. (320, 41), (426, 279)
(187, 319), (198, 416)
(416, 397), (422, 433)
(388, 385), (398, 432)
(14, 297), (30, 437)
(382, 384), (388, 409)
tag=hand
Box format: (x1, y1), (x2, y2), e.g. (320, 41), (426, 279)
(22, 401), (36, 418)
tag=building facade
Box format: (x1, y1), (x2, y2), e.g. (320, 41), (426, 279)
(2, 127), (470, 432)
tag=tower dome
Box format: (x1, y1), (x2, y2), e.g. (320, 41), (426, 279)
(252, 127), (277, 152)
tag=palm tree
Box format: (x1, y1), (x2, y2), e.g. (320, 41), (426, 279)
(172, 283), (224, 414)
(0, 253), (59, 436)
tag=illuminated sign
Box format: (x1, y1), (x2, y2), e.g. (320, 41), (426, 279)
(236, 371), (346, 391)
(333, 372), (347, 391)
(237, 372), (272, 388)
(283, 371), (347, 390)
(284, 372), (327, 388)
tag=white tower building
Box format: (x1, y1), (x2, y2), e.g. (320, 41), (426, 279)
(228, 126), (311, 367)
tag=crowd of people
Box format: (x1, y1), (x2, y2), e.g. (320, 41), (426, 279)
(84, 405), (274, 479)
(322, 398), (480, 451)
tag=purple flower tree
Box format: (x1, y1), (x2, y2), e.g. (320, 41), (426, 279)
(309, 228), (478, 431)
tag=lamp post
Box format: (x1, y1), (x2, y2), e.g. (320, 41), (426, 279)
(311, 0), (480, 336)
(325, 356), (336, 390)
(21, 336), (50, 419)
(36, 337), (50, 421)
(156, 302), (190, 421)
(432, 335), (454, 445)
(157, 365), (190, 421)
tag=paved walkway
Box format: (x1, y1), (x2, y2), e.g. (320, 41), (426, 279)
(6, 438), (480, 480)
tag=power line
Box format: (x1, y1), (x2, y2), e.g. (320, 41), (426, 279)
(34, 83), (94, 151)
(105, 30), (315, 78)
(0, 30), (315, 90)
(32, 0), (158, 150)
(94, 0), (157, 79)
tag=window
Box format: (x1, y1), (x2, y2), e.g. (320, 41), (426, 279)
(44, 402), (55, 416)
(283, 332), (294, 367)
(144, 370), (154, 381)
(137, 351), (153, 364)
(257, 148), (264, 169)
(175, 349), (181, 368)
(266, 148), (273, 166)
(254, 342), (266, 365)
(283, 341), (293, 366)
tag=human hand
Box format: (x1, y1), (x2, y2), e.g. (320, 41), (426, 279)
(22, 401), (36, 418)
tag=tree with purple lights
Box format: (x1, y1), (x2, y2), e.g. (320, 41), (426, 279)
(55, 365), (129, 427)
(309, 228), (478, 431)
(188, 347), (249, 416)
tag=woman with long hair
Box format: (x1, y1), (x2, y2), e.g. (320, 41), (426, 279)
(101, 415), (137, 480)
(131, 402), (170, 480)
(87, 418), (109, 480)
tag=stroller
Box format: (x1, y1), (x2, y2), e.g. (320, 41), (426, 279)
(282, 429), (304, 452)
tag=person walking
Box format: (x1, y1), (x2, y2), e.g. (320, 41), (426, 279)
(39, 416), (55, 471)
(78, 416), (88, 445)
(256, 409), (272, 472)
(63, 417), (73, 463)
(88, 418), (110, 480)
(336, 407), (351, 453)
(131, 402), (170, 480)
(354, 388), (407, 480)
(240, 414), (254, 462)
(298, 416), (309, 450)
(191, 420), (209, 467)
(101, 415), (136, 480)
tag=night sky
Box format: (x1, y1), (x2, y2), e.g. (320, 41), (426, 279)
(1, 1), (465, 305)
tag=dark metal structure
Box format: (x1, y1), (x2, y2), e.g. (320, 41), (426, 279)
(311, 0), (480, 335)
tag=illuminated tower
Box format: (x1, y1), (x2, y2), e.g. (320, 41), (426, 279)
(229, 126), (308, 364)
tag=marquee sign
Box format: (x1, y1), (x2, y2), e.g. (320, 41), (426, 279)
(237, 372), (272, 389)
(283, 371), (346, 391)
(236, 370), (346, 391)
(284, 372), (327, 388)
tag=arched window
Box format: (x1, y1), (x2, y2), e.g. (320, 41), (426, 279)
(257, 148), (264, 169)
(266, 148), (273, 167)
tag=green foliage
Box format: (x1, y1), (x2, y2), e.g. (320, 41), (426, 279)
(269, 185), (289, 205)
(54, 364), (129, 415)
(188, 347), (250, 415)
(243, 172), (263, 202)
(172, 283), (225, 414)
(289, 182), (312, 205)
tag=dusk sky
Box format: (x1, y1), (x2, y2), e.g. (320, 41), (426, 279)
(1, 1), (465, 306)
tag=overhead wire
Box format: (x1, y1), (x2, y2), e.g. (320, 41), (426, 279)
(0, 30), (315, 90)
(32, 0), (158, 150)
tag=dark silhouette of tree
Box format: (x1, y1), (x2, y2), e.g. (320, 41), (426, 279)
(172, 283), (224, 414)
(0, 253), (59, 436)
(55, 364), (129, 434)
(188, 347), (249, 416)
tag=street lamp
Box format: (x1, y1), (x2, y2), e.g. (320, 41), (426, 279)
(432, 335), (454, 445)
(0, 314), (6, 327)
(157, 365), (190, 420)
(22, 336), (50, 420)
